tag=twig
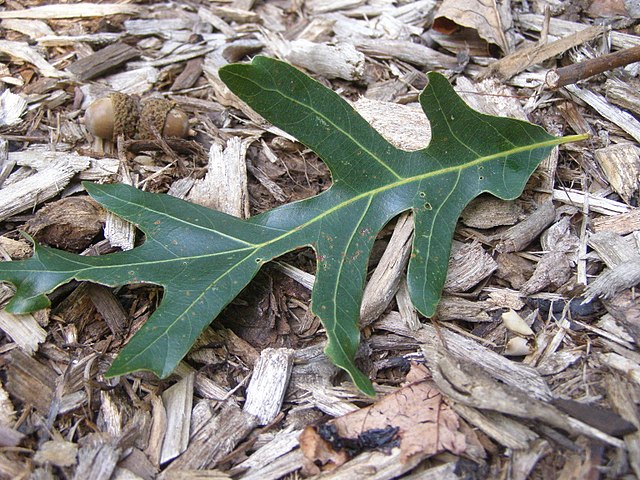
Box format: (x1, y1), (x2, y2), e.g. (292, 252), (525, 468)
(546, 45), (640, 89)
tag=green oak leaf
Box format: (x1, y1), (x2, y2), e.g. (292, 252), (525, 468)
(0, 56), (584, 395)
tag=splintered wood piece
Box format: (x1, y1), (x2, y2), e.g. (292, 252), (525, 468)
(395, 279), (420, 331)
(360, 212), (413, 327)
(592, 208), (640, 235)
(10, 149), (119, 183)
(207, 5), (260, 23)
(308, 448), (427, 480)
(266, 37), (365, 81)
(171, 58), (203, 91)
(356, 38), (460, 70)
(0, 3), (142, 19)
(588, 231), (638, 269)
(607, 375), (640, 477)
(198, 7), (236, 37)
(0, 310), (47, 354)
(243, 348), (295, 425)
(0, 153), (90, 222)
(520, 251), (572, 295)
(497, 201), (556, 253)
(415, 324), (553, 401)
(160, 372), (195, 464)
(606, 78), (640, 118)
(565, 84), (640, 144)
(118, 447), (159, 479)
(518, 13), (640, 50)
(552, 188), (630, 216)
(443, 241), (497, 293)
(67, 43), (140, 81)
(37, 32), (124, 47)
(232, 428), (302, 475)
(145, 394), (166, 467)
(187, 137), (250, 218)
(174, 362), (233, 402)
(165, 403), (258, 471)
(86, 284), (127, 336)
(33, 440), (77, 467)
(451, 403), (538, 450)
(0, 425), (24, 449)
(583, 258), (640, 302)
(594, 143), (640, 203)
(6, 350), (55, 413)
(434, 297), (492, 323)
(73, 433), (121, 480)
(426, 352), (624, 447)
(239, 450), (305, 480)
(104, 157), (135, 251)
(1, 18), (54, 39)
(0, 91), (27, 129)
(0, 382), (15, 428)
(460, 195), (522, 229)
(0, 40), (67, 78)
(509, 439), (551, 480)
(484, 25), (604, 81)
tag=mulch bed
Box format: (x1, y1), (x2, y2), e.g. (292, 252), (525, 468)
(0, 1), (639, 479)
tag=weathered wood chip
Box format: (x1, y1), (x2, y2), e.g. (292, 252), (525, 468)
(0, 3), (143, 19)
(594, 143), (640, 203)
(160, 372), (195, 464)
(67, 43), (140, 82)
(73, 433), (121, 480)
(163, 403), (258, 471)
(496, 201), (556, 253)
(34, 440), (77, 467)
(243, 347), (294, 425)
(0, 310), (47, 355)
(443, 241), (497, 293)
(0, 153), (90, 222)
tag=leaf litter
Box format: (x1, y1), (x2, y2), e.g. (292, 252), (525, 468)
(0, 1), (639, 479)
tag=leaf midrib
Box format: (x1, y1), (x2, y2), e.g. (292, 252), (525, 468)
(36, 134), (574, 280)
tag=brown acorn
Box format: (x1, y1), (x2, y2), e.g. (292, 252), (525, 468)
(84, 93), (189, 141)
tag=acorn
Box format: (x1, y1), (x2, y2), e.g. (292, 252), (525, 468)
(84, 92), (189, 141)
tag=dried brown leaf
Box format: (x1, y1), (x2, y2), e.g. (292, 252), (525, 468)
(299, 363), (466, 470)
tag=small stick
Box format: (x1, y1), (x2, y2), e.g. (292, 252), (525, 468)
(546, 45), (640, 89)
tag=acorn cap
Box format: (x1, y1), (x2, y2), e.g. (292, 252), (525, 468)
(111, 92), (140, 140)
(138, 98), (189, 139)
(84, 92), (140, 141)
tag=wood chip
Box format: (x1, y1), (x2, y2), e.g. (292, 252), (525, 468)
(160, 372), (195, 464)
(565, 84), (640, 144)
(0, 3), (143, 19)
(0, 310), (47, 354)
(0, 40), (67, 78)
(483, 26), (604, 80)
(164, 403), (258, 471)
(67, 43), (140, 82)
(0, 152), (90, 222)
(187, 137), (251, 218)
(443, 241), (497, 293)
(243, 347), (294, 425)
(496, 201), (556, 253)
(594, 143), (640, 203)
(73, 433), (121, 480)
(361, 213), (413, 326)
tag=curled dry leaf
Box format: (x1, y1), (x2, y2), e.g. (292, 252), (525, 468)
(433, 0), (514, 54)
(299, 363), (467, 472)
